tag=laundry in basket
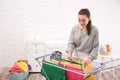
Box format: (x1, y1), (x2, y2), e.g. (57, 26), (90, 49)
(9, 60), (29, 80)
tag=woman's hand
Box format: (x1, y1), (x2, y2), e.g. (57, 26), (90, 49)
(67, 52), (72, 60)
(85, 58), (92, 65)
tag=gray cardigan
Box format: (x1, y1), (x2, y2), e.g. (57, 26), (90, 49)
(66, 24), (99, 60)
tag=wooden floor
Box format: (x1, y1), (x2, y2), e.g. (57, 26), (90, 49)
(0, 68), (45, 80)
(0, 67), (120, 80)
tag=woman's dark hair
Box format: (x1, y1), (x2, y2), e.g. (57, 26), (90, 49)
(78, 8), (91, 35)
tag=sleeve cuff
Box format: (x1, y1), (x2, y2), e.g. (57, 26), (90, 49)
(89, 56), (93, 61)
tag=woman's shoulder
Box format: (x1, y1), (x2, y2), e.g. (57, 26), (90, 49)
(91, 25), (99, 32)
(72, 24), (81, 30)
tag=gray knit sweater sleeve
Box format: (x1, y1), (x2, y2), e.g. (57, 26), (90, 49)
(89, 28), (99, 60)
(66, 26), (76, 53)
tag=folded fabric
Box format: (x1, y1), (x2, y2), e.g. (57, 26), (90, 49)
(60, 61), (83, 70)
(28, 64), (32, 70)
(9, 68), (24, 73)
(58, 59), (94, 80)
(66, 65), (84, 80)
(63, 61), (94, 80)
(84, 63), (94, 80)
(17, 62), (28, 72)
(9, 63), (24, 73)
(13, 64), (21, 69)
(41, 61), (66, 80)
(47, 59), (94, 80)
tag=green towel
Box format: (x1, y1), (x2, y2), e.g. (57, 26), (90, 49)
(41, 61), (66, 80)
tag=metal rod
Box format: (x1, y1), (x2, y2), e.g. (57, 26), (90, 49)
(101, 58), (120, 65)
(37, 61), (50, 80)
(35, 53), (54, 60)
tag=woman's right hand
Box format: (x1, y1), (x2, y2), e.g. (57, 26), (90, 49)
(67, 52), (72, 60)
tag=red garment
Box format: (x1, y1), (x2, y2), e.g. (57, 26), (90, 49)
(9, 64), (24, 73)
(66, 65), (84, 80)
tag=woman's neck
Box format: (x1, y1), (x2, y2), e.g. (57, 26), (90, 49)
(82, 26), (87, 32)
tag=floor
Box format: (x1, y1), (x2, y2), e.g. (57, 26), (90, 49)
(0, 67), (120, 80)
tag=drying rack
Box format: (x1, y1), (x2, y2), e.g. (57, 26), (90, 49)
(35, 51), (120, 80)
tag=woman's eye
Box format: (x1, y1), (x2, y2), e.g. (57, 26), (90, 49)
(82, 20), (86, 22)
(79, 20), (86, 22)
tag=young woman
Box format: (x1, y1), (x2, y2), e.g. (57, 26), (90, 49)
(66, 8), (99, 64)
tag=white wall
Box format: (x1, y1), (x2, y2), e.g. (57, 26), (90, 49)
(0, 0), (120, 67)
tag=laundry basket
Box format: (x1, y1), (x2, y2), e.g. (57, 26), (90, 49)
(10, 71), (29, 80)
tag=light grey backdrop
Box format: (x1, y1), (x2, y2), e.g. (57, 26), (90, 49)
(0, 0), (120, 67)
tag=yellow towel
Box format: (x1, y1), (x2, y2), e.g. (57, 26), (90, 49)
(84, 63), (94, 80)
(17, 62), (28, 72)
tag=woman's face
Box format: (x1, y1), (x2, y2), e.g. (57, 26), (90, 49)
(78, 14), (90, 28)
